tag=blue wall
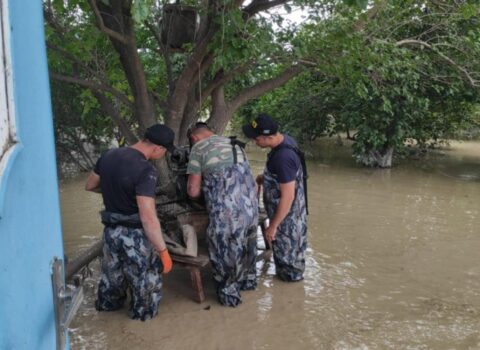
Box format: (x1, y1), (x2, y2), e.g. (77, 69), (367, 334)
(0, 1), (65, 349)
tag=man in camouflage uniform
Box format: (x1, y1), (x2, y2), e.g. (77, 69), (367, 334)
(243, 114), (308, 282)
(85, 124), (174, 320)
(186, 122), (258, 307)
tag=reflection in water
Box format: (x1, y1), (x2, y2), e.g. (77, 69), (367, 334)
(61, 140), (480, 350)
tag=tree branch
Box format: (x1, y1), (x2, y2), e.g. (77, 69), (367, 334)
(50, 72), (134, 108)
(297, 59), (318, 67)
(395, 39), (479, 87)
(47, 43), (97, 77)
(88, 0), (129, 45)
(166, 25), (217, 129)
(201, 62), (253, 106)
(228, 65), (303, 114)
(43, 6), (68, 40)
(151, 91), (168, 113)
(145, 20), (175, 94)
(57, 141), (92, 172)
(242, 0), (289, 18)
(354, 0), (386, 32)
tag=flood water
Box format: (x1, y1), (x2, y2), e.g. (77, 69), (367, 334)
(60, 139), (480, 350)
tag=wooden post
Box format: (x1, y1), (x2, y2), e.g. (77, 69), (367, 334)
(188, 266), (205, 303)
(170, 253), (209, 303)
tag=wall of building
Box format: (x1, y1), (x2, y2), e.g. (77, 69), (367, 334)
(0, 1), (65, 349)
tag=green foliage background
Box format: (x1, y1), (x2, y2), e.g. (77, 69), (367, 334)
(46, 0), (480, 169)
(236, 0), (480, 166)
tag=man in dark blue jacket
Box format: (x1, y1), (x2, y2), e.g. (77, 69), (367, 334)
(85, 124), (174, 320)
(243, 114), (308, 282)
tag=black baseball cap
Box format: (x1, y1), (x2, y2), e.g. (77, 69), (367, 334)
(144, 124), (175, 152)
(242, 114), (279, 139)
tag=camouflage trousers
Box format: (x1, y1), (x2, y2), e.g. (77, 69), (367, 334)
(203, 161), (259, 306)
(95, 225), (163, 321)
(264, 168), (308, 282)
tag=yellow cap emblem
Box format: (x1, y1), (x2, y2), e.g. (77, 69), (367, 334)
(251, 120), (257, 128)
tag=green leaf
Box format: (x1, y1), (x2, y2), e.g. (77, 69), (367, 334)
(459, 4), (478, 19)
(132, 0), (152, 24)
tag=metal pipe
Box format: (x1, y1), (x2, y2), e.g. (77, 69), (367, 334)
(65, 240), (103, 280)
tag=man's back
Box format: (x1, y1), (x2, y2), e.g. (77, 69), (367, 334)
(187, 135), (246, 175)
(95, 147), (157, 215)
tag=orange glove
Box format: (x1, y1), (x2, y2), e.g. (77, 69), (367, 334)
(159, 249), (173, 274)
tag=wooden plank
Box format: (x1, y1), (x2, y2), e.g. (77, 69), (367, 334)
(171, 253), (209, 303)
(170, 253), (210, 267)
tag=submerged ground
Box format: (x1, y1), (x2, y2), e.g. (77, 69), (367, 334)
(61, 139), (480, 350)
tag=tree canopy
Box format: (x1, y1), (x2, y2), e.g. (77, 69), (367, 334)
(45, 0), (330, 145)
(45, 0), (480, 170)
(240, 0), (480, 166)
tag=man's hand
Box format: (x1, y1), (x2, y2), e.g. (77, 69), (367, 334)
(265, 223), (278, 246)
(264, 181), (295, 247)
(256, 174), (263, 198)
(85, 171), (101, 193)
(255, 174), (264, 186)
(137, 195), (168, 252)
(159, 249), (172, 274)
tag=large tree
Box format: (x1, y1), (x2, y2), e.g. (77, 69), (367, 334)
(244, 0), (480, 167)
(44, 0), (330, 148)
(45, 1), (336, 193)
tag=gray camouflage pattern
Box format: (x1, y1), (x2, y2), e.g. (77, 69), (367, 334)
(202, 161), (259, 306)
(95, 225), (163, 321)
(263, 166), (307, 282)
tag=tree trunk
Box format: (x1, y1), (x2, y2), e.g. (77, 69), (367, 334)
(153, 157), (177, 198)
(96, 0), (155, 132)
(358, 147), (394, 168)
(207, 66), (304, 135)
(208, 85), (229, 134)
(166, 29), (216, 138)
(178, 88), (201, 146)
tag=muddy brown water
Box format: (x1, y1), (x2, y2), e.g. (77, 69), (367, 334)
(60, 140), (480, 350)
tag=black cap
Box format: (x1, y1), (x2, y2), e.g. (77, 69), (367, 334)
(144, 124), (175, 152)
(242, 114), (279, 139)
